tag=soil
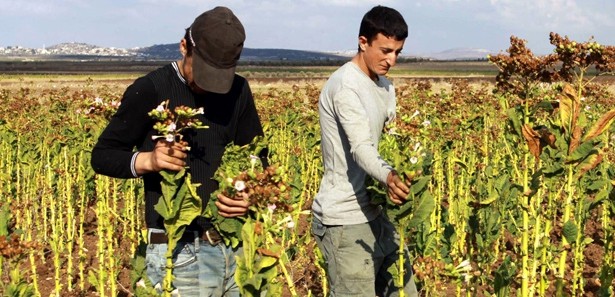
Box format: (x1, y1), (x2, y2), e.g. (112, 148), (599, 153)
(19, 206), (609, 297)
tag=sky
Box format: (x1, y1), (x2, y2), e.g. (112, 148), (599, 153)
(1, 0), (613, 56)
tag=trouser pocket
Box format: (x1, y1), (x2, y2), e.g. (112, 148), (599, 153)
(311, 217), (326, 237)
(174, 244), (197, 268)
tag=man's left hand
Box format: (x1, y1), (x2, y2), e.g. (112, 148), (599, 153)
(216, 192), (250, 217)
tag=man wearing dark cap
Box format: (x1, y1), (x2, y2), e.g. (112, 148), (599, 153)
(91, 6), (265, 296)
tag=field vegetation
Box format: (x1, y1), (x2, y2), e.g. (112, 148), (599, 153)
(0, 33), (614, 297)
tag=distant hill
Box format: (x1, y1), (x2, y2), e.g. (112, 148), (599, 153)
(136, 43), (349, 61)
(0, 42), (494, 61)
(137, 44), (495, 61)
(420, 48), (497, 61)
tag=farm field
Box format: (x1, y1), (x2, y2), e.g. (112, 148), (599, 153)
(1, 36), (615, 297)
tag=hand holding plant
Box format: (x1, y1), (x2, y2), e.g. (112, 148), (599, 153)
(147, 100), (207, 296)
(205, 136), (292, 248)
(205, 136), (296, 296)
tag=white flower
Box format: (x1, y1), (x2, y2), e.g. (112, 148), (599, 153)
(196, 107), (205, 114)
(250, 155), (259, 168)
(268, 204), (277, 213)
(413, 142), (422, 152)
(422, 120), (431, 127)
(286, 220), (295, 229)
(165, 134), (174, 142)
(410, 156), (418, 164)
(387, 127), (398, 135)
(456, 259), (472, 272)
(167, 122), (177, 132)
(94, 97), (104, 105)
(156, 104), (165, 112)
(410, 110), (420, 119)
(584, 105), (591, 111)
(234, 180), (246, 192)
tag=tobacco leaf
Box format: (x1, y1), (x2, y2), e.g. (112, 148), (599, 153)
(522, 124), (541, 159)
(558, 84), (577, 133)
(583, 109), (615, 142)
(569, 125), (582, 156)
(566, 141), (596, 164)
(576, 152), (603, 177)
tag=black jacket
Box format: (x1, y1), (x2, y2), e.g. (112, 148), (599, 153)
(91, 62), (264, 231)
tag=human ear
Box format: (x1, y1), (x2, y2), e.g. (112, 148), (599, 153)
(179, 39), (188, 56)
(358, 36), (368, 52)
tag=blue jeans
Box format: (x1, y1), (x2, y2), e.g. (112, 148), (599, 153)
(312, 214), (418, 297)
(145, 229), (241, 297)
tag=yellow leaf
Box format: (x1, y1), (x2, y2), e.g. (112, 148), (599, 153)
(558, 84), (577, 132)
(576, 153), (603, 177)
(583, 109), (615, 142)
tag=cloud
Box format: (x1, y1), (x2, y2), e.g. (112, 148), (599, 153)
(310, 0), (397, 7)
(0, 0), (60, 15)
(1, 0), (612, 53)
(488, 0), (590, 28)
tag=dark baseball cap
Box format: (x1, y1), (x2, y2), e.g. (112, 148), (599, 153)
(189, 7), (245, 94)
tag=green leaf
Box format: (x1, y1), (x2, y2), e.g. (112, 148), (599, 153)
(494, 256), (516, 296)
(172, 175), (202, 228)
(243, 274), (265, 292)
(256, 256), (278, 272)
(0, 204), (11, 236)
(587, 180), (608, 192)
(480, 193), (498, 205)
(386, 261), (402, 288)
(562, 220), (578, 244)
(409, 175), (431, 196)
(566, 141), (596, 163)
(507, 108), (522, 137)
(582, 237), (594, 246)
(407, 192), (435, 229)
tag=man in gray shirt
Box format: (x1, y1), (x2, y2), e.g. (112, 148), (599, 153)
(312, 5), (418, 297)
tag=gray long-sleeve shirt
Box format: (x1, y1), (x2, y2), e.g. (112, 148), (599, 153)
(312, 62), (396, 225)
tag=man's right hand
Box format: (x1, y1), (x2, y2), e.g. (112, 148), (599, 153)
(386, 170), (410, 205)
(134, 141), (187, 175)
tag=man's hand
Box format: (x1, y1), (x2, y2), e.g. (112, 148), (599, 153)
(387, 170), (410, 205)
(216, 192), (250, 218)
(135, 140), (187, 175)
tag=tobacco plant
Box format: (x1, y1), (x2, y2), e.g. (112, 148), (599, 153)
(206, 135), (297, 296)
(148, 100), (207, 296)
(490, 33), (615, 297)
(368, 119), (435, 295)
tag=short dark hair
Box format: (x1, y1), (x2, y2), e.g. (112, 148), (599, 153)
(358, 6), (408, 46)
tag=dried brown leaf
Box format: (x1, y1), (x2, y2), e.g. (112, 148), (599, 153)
(569, 126), (582, 155)
(576, 153), (603, 177)
(257, 247), (280, 259)
(583, 109), (615, 142)
(522, 124), (541, 159)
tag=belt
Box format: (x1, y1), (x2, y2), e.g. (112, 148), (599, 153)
(149, 228), (222, 246)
